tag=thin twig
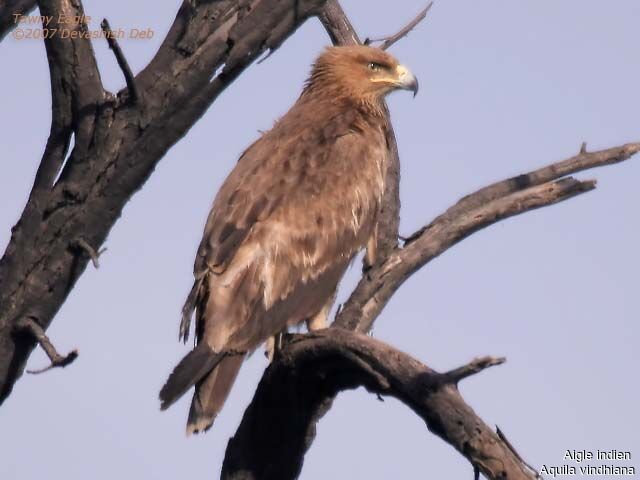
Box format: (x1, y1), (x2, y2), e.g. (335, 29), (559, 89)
(497, 426), (544, 479)
(444, 356), (506, 383)
(101, 19), (139, 103)
(14, 318), (78, 375)
(365, 2), (433, 50)
(429, 142), (640, 230)
(580, 141), (588, 154)
(73, 238), (106, 269)
(257, 49), (276, 64)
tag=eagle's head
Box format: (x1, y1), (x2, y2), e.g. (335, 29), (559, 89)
(306, 45), (419, 102)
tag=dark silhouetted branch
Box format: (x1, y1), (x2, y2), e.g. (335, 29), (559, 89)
(222, 329), (537, 480)
(14, 318), (78, 375)
(0, 0), (36, 41)
(101, 18), (139, 104)
(318, 0), (360, 46)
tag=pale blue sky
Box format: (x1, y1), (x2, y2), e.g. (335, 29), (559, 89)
(1, 1), (638, 478)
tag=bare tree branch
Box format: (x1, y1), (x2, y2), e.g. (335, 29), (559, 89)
(13, 318), (78, 375)
(222, 329), (537, 480)
(0, 0), (36, 41)
(365, 2), (433, 50)
(100, 18), (139, 104)
(318, 0), (360, 46)
(335, 144), (640, 333)
(443, 355), (506, 383)
(431, 142), (640, 226)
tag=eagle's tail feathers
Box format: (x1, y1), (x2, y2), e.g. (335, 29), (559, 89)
(186, 354), (244, 435)
(159, 343), (224, 411)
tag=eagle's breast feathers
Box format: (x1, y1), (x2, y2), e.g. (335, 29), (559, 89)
(194, 104), (389, 339)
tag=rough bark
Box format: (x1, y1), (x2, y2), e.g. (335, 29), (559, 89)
(0, 0), (329, 404)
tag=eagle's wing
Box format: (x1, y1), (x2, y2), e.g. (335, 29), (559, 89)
(179, 139), (281, 342)
(181, 114), (387, 344)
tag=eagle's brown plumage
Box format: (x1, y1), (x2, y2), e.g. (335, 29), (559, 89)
(159, 45), (418, 434)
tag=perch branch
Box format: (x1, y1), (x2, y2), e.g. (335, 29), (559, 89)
(14, 318), (78, 375)
(222, 329), (536, 480)
(365, 2), (433, 50)
(101, 18), (139, 103)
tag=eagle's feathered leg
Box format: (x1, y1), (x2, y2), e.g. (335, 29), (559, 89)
(306, 290), (336, 331)
(264, 290), (336, 362)
(264, 330), (286, 362)
(363, 223), (378, 271)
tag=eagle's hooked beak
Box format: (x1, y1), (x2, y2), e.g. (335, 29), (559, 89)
(395, 64), (419, 97)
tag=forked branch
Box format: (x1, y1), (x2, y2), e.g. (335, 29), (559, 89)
(335, 144), (640, 333)
(101, 18), (139, 103)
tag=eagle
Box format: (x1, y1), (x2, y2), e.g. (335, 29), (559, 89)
(159, 45), (418, 434)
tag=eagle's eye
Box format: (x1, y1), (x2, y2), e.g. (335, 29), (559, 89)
(367, 62), (383, 72)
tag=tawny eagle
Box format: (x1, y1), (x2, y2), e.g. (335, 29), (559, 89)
(160, 45), (418, 434)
